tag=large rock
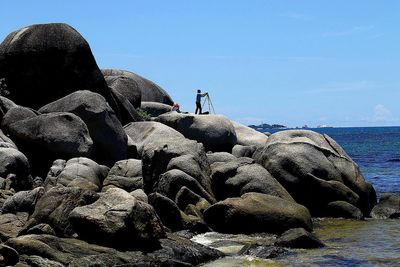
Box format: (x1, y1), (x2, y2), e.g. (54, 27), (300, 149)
(0, 23), (112, 110)
(102, 69), (174, 105)
(203, 192), (312, 234)
(104, 72), (142, 108)
(1, 187), (44, 214)
(141, 101), (173, 117)
(44, 158), (109, 192)
(69, 188), (165, 250)
(0, 96), (18, 123)
(0, 147), (31, 190)
(155, 169), (215, 205)
(124, 121), (209, 194)
(102, 159), (143, 192)
(325, 200), (364, 219)
(206, 152), (237, 165)
(5, 233), (221, 266)
(370, 193), (400, 219)
(2, 111), (93, 176)
(230, 120), (268, 147)
(155, 112), (237, 152)
(0, 213), (28, 241)
(253, 130), (377, 216)
(166, 154), (212, 195)
(39, 90), (128, 166)
(148, 193), (183, 231)
(25, 185), (98, 236)
(211, 159), (294, 202)
(276, 228), (324, 248)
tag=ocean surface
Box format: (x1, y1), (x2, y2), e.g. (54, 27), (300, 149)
(195, 126), (400, 266)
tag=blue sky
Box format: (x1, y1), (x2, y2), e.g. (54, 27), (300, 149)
(1, 1), (399, 127)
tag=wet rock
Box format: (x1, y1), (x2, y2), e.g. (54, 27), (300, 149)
(230, 120), (268, 147)
(276, 228), (324, 248)
(69, 188), (165, 250)
(155, 113), (237, 152)
(239, 244), (288, 259)
(25, 185), (98, 237)
(102, 159), (143, 192)
(44, 157), (109, 192)
(148, 192), (183, 231)
(204, 192), (312, 234)
(370, 193), (400, 219)
(102, 69), (174, 105)
(39, 90), (128, 166)
(2, 187), (44, 214)
(254, 130), (377, 216)
(325, 201), (364, 219)
(141, 101), (173, 117)
(151, 233), (224, 266)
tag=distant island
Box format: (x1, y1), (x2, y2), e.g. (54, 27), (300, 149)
(248, 123), (286, 130)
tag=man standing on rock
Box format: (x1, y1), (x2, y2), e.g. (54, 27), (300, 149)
(195, 89), (208, 114)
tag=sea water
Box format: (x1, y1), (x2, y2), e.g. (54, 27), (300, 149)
(196, 127), (400, 266)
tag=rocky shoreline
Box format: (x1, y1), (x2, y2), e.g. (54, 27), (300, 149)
(0, 23), (398, 266)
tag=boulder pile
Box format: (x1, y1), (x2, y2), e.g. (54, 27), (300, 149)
(0, 23), (382, 265)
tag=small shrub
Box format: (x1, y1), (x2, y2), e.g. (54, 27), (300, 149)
(0, 78), (10, 97)
(136, 108), (151, 121)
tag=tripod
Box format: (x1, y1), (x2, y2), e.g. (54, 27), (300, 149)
(201, 93), (216, 114)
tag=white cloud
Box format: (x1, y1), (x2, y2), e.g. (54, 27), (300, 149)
(372, 104), (396, 122)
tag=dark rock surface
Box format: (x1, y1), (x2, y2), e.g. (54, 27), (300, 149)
(0, 147), (31, 190)
(69, 188), (165, 250)
(0, 23), (113, 110)
(325, 200), (364, 219)
(211, 159), (293, 202)
(25, 185), (99, 237)
(155, 112), (237, 152)
(39, 90), (128, 166)
(141, 101), (173, 117)
(204, 192), (312, 234)
(239, 244), (289, 259)
(1, 187), (44, 214)
(102, 159), (143, 192)
(125, 121), (209, 194)
(3, 112), (93, 176)
(370, 193), (400, 219)
(253, 130), (377, 216)
(148, 192), (183, 231)
(102, 69), (174, 105)
(44, 157), (109, 192)
(0, 213), (28, 241)
(276, 228), (325, 248)
(104, 72), (142, 108)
